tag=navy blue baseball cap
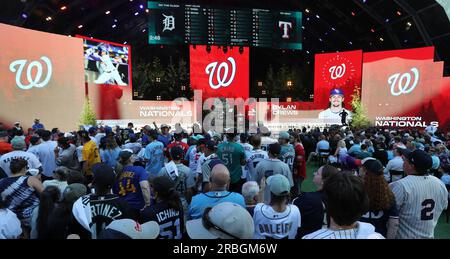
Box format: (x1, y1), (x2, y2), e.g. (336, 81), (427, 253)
(330, 88), (344, 96)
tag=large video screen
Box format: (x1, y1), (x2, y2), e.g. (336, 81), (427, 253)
(361, 47), (448, 130)
(0, 23), (85, 131)
(190, 45), (249, 100)
(148, 1), (302, 50)
(78, 35), (131, 87)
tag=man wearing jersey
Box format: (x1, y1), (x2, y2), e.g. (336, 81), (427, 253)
(260, 127), (277, 152)
(144, 130), (164, 176)
(318, 88), (353, 125)
(389, 150), (448, 239)
(278, 131), (295, 175)
(217, 130), (246, 193)
(198, 140), (223, 192)
(158, 147), (196, 209)
(141, 176), (184, 239)
(246, 135), (269, 182)
(292, 133), (306, 196)
(112, 150), (150, 218)
(166, 133), (189, 162)
(0, 137), (42, 177)
(253, 174), (301, 239)
(255, 143), (293, 204)
(239, 133), (253, 181)
(72, 163), (131, 239)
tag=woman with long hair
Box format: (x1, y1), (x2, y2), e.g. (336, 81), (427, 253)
(140, 176), (184, 239)
(31, 186), (60, 239)
(359, 158), (399, 239)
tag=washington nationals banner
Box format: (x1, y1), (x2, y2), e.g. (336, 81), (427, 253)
(361, 47), (446, 129)
(190, 45), (249, 100)
(0, 23), (85, 131)
(313, 50), (363, 110)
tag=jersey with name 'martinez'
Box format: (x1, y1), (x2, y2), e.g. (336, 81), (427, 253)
(253, 203), (301, 239)
(246, 149), (269, 182)
(389, 175), (448, 239)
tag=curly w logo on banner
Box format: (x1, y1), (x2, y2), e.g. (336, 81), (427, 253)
(190, 45), (249, 100)
(9, 56), (53, 90)
(313, 50), (363, 110)
(205, 57), (236, 90)
(388, 67), (420, 96)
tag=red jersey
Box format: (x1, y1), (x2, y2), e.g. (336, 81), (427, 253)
(294, 143), (306, 179)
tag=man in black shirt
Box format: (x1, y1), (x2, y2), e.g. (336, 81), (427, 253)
(71, 163), (131, 239)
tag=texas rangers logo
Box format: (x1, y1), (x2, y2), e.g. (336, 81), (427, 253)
(205, 57), (236, 90)
(329, 63), (346, 80)
(388, 67), (420, 96)
(9, 56), (53, 90)
(278, 21), (293, 39)
(162, 14), (175, 32)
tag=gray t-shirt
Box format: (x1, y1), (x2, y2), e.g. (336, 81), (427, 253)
(158, 163), (196, 202)
(56, 144), (80, 170)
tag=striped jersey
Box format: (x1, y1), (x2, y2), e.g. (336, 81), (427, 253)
(253, 203), (301, 239)
(389, 175), (448, 239)
(302, 222), (384, 239)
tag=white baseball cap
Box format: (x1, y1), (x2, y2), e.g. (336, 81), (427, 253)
(186, 202), (254, 239)
(100, 219), (160, 239)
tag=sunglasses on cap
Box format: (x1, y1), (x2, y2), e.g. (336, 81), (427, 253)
(202, 207), (240, 239)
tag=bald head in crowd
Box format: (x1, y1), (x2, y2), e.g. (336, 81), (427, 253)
(210, 164), (230, 191)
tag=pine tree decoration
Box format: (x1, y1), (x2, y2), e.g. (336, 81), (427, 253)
(350, 86), (372, 128)
(79, 96), (97, 127)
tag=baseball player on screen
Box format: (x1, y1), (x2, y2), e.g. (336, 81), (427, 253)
(318, 88), (353, 125)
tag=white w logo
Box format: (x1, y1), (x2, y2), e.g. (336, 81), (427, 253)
(9, 56), (52, 90)
(329, 63), (346, 80)
(388, 67), (419, 96)
(205, 57), (236, 90)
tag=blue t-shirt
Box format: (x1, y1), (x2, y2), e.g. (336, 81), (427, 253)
(100, 147), (121, 169)
(188, 191), (246, 219)
(32, 123), (44, 130)
(113, 165), (149, 210)
(144, 141), (165, 175)
(157, 134), (172, 147)
(293, 191), (325, 239)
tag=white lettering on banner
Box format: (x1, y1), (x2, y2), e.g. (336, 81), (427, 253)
(329, 63), (346, 80)
(374, 117), (439, 128)
(278, 21), (293, 39)
(388, 67), (420, 96)
(9, 56), (52, 90)
(205, 57), (236, 90)
(162, 14), (175, 32)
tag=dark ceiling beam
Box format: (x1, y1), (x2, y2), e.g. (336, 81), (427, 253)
(63, 0), (128, 36)
(392, 0), (441, 60)
(351, 0), (402, 49)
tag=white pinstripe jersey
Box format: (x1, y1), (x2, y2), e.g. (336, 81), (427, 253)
(389, 175), (448, 239)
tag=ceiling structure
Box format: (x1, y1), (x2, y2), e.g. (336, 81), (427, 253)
(1, 0), (449, 75)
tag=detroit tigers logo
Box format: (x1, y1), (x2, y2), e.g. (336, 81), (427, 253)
(162, 14), (175, 32)
(278, 21), (293, 39)
(9, 56), (53, 90)
(329, 63), (346, 80)
(205, 57), (236, 90)
(388, 67), (419, 96)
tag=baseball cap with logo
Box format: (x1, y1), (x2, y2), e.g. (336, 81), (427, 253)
(278, 131), (290, 140)
(404, 149), (433, 173)
(267, 174), (291, 196)
(92, 163), (116, 188)
(11, 136), (26, 150)
(186, 202), (254, 239)
(330, 88), (344, 96)
(99, 219), (160, 239)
